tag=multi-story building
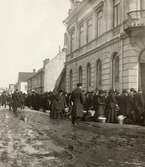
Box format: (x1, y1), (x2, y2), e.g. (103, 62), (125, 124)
(64, 0), (145, 92)
(44, 49), (66, 92)
(27, 68), (44, 94)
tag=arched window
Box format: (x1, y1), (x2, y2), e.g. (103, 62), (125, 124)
(96, 59), (102, 89)
(69, 70), (73, 92)
(87, 63), (91, 91)
(139, 50), (145, 91)
(112, 54), (119, 89)
(79, 66), (83, 84)
(141, 0), (145, 10)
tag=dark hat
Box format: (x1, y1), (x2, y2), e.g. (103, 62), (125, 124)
(77, 83), (82, 87)
(138, 88), (142, 92)
(122, 89), (127, 93)
(130, 88), (135, 92)
(109, 89), (114, 94)
(59, 89), (63, 93)
(99, 89), (104, 94)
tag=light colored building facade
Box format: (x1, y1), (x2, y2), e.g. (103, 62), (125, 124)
(64, 0), (145, 92)
(8, 84), (15, 93)
(44, 50), (66, 92)
(27, 68), (44, 94)
(18, 72), (35, 94)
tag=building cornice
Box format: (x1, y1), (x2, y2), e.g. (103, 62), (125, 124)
(66, 36), (121, 65)
(64, 0), (92, 26)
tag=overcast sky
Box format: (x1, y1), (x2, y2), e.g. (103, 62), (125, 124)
(0, 0), (70, 88)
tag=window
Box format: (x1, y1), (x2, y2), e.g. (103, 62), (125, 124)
(79, 22), (85, 47)
(113, 0), (121, 27)
(79, 66), (83, 84)
(97, 10), (103, 37)
(96, 59), (102, 89)
(70, 29), (75, 52)
(141, 0), (145, 10)
(69, 70), (73, 92)
(87, 18), (93, 43)
(87, 63), (91, 90)
(112, 54), (119, 89)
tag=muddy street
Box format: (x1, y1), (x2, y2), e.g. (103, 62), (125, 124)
(0, 109), (65, 167)
(0, 108), (145, 167)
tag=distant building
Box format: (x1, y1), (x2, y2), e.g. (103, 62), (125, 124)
(27, 68), (44, 94)
(8, 84), (15, 93)
(44, 49), (66, 92)
(0, 88), (6, 95)
(18, 71), (35, 93)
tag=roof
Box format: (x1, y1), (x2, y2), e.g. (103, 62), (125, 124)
(27, 68), (44, 81)
(18, 72), (35, 82)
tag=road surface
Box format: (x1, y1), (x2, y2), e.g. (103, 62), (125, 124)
(0, 108), (145, 167)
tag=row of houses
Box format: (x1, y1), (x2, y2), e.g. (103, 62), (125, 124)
(9, 0), (145, 93)
(12, 48), (66, 94)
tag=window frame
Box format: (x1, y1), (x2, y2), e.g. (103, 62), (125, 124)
(79, 22), (85, 47)
(86, 17), (93, 43)
(96, 9), (103, 37)
(70, 28), (75, 52)
(79, 66), (83, 84)
(96, 59), (102, 89)
(69, 70), (73, 92)
(87, 63), (91, 91)
(112, 54), (120, 89)
(113, 0), (121, 27)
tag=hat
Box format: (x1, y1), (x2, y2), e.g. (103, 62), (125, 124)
(77, 83), (82, 87)
(122, 89), (127, 93)
(138, 88), (142, 92)
(99, 89), (104, 94)
(130, 88), (135, 92)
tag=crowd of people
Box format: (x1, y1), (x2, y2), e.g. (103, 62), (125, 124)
(0, 84), (145, 126)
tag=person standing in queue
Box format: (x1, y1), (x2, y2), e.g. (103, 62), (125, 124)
(12, 89), (20, 114)
(71, 83), (84, 125)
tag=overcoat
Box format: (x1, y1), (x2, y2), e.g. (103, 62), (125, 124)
(71, 87), (84, 118)
(97, 95), (106, 117)
(58, 94), (66, 112)
(134, 93), (144, 115)
(118, 94), (128, 116)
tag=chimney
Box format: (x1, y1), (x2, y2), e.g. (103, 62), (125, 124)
(43, 58), (50, 67)
(33, 69), (36, 73)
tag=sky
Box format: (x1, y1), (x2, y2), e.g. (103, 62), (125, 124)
(0, 0), (70, 88)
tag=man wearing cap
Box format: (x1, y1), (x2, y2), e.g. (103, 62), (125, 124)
(71, 83), (84, 125)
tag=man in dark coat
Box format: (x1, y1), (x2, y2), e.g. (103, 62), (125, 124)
(12, 89), (20, 114)
(127, 88), (136, 124)
(118, 89), (128, 116)
(93, 89), (99, 120)
(71, 83), (84, 125)
(134, 89), (145, 125)
(58, 90), (66, 119)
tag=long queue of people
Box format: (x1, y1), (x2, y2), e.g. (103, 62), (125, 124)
(1, 86), (145, 126)
(24, 85), (145, 126)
